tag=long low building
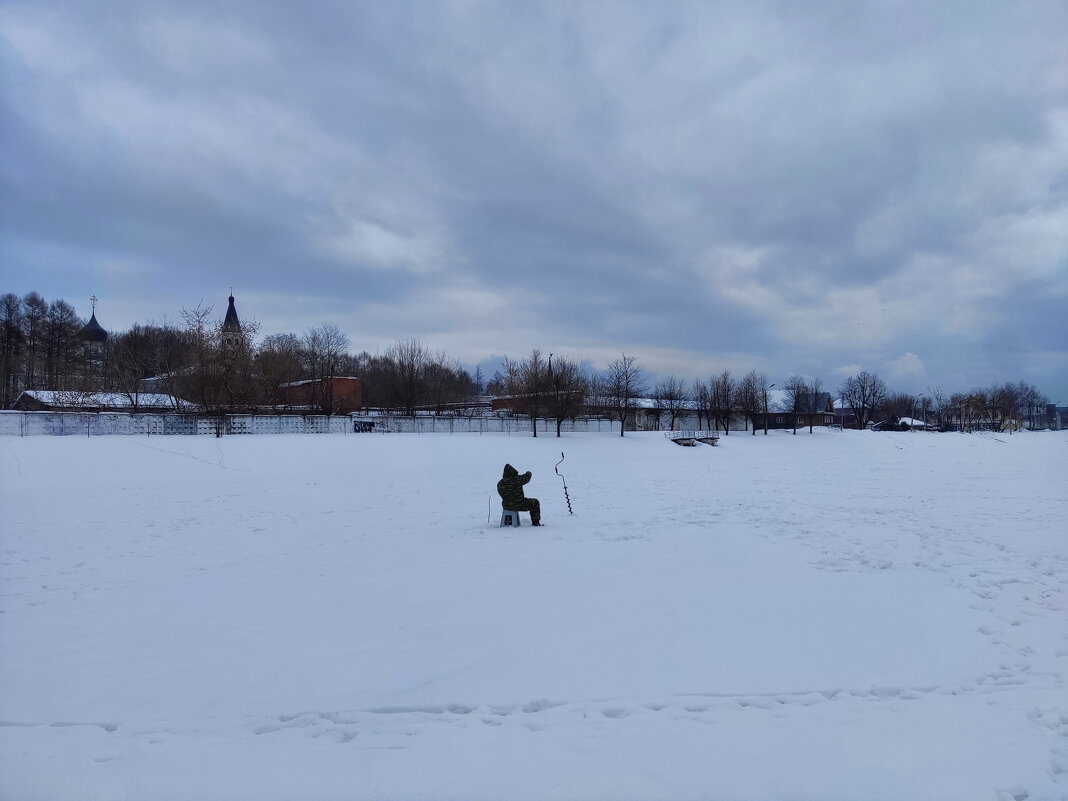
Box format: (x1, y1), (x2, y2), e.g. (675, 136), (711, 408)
(12, 390), (195, 413)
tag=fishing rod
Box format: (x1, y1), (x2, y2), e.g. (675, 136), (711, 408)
(555, 452), (573, 515)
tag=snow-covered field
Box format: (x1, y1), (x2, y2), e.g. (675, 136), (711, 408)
(1, 428), (1066, 801)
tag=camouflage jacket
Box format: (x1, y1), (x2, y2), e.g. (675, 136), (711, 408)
(496, 464), (532, 508)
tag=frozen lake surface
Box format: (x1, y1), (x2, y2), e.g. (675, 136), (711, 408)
(2, 428), (1066, 800)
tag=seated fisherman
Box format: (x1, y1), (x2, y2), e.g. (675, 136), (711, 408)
(497, 463), (541, 526)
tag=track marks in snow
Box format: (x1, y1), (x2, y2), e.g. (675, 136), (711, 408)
(246, 682), (1018, 741)
(1029, 708), (1068, 785)
(131, 440), (246, 471)
(0, 719), (118, 732)
(786, 487), (1068, 711)
(233, 683), (1067, 798)
(2, 439), (25, 479)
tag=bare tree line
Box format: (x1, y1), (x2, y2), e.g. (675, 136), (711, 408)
(0, 292), (1055, 434)
(491, 348), (1054, 438)
(0, 293), (475, 414)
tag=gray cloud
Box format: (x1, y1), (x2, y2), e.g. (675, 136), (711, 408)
(2, 0), (1066, 399)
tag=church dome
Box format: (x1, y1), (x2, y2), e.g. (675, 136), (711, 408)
(80, 311), (108, 343)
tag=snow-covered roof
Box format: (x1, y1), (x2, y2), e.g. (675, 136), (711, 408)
(280, 377), (361, 388)
(17, 391), (194, 411)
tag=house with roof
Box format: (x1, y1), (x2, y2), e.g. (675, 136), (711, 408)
(628, 397), (702, 431)
(750, 391), (838, 431)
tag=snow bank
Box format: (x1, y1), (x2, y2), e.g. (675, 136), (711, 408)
(1, 429), (1065, 800)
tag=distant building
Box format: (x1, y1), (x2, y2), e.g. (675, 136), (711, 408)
(281, 377), (362, 415)
(750, 392), (837, 431)
(1047, 404), (1067, 430)
(12, 390), (193, 413)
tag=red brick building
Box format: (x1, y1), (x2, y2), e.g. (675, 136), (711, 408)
(282, 377), (362, 415)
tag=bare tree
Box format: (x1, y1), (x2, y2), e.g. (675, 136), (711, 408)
(712, 371), (737, 434)
(927, 385), (946, 430)
(947, 391), (966, 432)
(604, 353), (647, 437)
(152, 322), (193, 411)
(547, 354), (588, 437)
(44, 299), (83, 390)
(385, 338), (431, 414)
(0, 293), (23, 407)
(963, 388), (992, 432)
(179, 303), (222, 417)
(655, 375), (689, 431)
(738, 370), (760, 433)
(1016, 381), (1045, 430)
(174, 303), (256, 417)
(520, 349), (547, 437)
(806, 376), (824, 433)
(421, 351), (474, 411)
(256, 333), (304, 410)
(879, 392), (914, 428)
(217, 317), (259, 414)
(783, 374), (809, 434)
(21, 292), (48, 393)
(649, 379), (666, 431)
(495, 355), (523, 399)
(920, 395), (932, 427)
(838, 371), (888, 430)
(968, 390), (986, 431)
(690, 379), (709, 430)
(484, 366), (509, 397)
(109, 324), (159, 410)
(350, 350), (392, 408)
(991, 382), (1020, 432)
(302, 323), (351, 414)
(699, 377), (719, 433)
(755, 372), (772, 435)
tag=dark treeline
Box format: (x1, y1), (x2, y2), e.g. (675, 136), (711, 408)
(0, 292), (84, 404)
(0, 293), (474, 414)
(0, 292), (1054, 434)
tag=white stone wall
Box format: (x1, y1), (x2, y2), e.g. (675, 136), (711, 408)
(0, 411), (617, 436)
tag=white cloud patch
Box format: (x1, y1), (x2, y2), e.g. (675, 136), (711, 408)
(888, 352), (926, 378)
(833, 364), (863, 378)
(317, 217), (447, 275)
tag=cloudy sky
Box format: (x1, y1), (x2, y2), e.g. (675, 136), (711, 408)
(2, 1), (1066, 399)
